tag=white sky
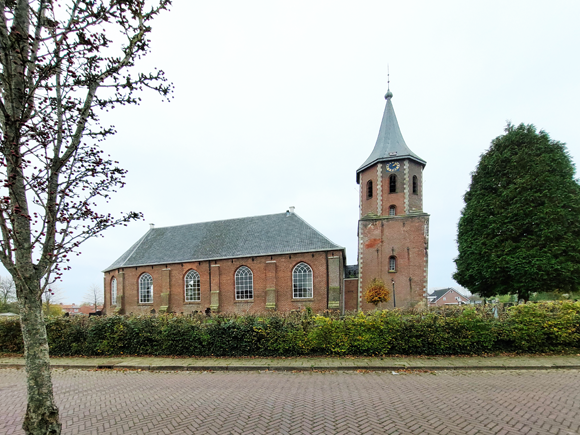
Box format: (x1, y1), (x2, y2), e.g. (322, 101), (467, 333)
(48, 0), (580, 303)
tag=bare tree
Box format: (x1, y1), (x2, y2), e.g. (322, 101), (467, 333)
(83, 283), (103, 312)
(0, 275), (15, 306)
(0, 1), (172, 433)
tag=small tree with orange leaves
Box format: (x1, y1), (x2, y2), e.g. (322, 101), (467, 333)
(364, 279), (391, 306)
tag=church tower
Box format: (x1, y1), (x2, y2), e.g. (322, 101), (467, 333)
(356, 89), (429, 310)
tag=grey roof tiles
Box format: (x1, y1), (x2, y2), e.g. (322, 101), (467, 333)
(345, 264), (359, 278)
(357, 92), (425, 181)
(104, 212), (343, 272)
(429, 288), (452, 302)
(428, 288), (470, 303)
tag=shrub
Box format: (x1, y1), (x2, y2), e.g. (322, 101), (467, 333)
(498, 301), (580, 352)
(0, 302), (578, 357)
(364, 278), (391, 306)
(0, 317), (24, 353)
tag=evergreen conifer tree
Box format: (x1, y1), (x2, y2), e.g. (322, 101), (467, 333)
(454, 123), (580, 301)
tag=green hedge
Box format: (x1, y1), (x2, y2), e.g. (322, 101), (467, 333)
(1, 302), (579, 356)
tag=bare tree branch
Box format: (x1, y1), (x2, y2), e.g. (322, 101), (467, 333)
(0, 1), (173, 432)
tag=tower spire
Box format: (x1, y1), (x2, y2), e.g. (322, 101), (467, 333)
(356, 86), (425, 182)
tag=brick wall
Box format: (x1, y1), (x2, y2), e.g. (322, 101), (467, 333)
(359, 166), (380, 217)
(357, 157), (429, 311)
(358, 214), (429, 311)
(406, 160), (424, 213)
(104, 250), (345, 314)
(359, 159), (423, 218)
(344, 278), (358, 312)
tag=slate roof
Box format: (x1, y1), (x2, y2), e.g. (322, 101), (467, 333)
(345, 264), (359, 278)
(356, 91), (426, 182)
(428, 288), (470, 303)
(104, 212), (343, 272)
(429, 288), (451, 302)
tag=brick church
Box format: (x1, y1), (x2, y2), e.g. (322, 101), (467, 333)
(103, 89), (429, 314)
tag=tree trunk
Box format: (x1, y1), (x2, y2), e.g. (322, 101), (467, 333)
(19, 282), (61, 435)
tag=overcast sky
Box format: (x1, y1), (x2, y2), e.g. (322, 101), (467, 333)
(46, 0), (580, 304)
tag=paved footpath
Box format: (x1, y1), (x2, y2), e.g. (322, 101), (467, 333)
(1, 366), (579, 435)
(1, 354), (580, 371)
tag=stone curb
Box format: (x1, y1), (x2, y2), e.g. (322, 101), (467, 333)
(2, 363), (580, 372)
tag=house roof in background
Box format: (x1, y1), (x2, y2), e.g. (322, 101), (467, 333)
(428, 288), (470, 303)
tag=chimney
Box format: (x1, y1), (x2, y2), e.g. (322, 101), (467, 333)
(149, 223), (155, 230)
(289, 206), (295, 214)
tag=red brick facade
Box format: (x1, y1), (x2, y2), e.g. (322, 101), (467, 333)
(60, 303), (103, 315)
(344, 278), (358, 312)
(357, 159), (429, 311)
(104, 250), (344, 315)
(103, 92), (429, 315)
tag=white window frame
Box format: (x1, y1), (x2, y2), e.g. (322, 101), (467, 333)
(139, 273), (153, 304)
(185, 270), (201, 302)
(389, 256), (396, 272)
(235, 266), (253, 300)
(292, 262), (313, 299)
(389, 205), (396, 216)
(111, 278), (117, 306)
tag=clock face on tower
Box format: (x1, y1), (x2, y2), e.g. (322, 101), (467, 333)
(385, 161), (401, 172)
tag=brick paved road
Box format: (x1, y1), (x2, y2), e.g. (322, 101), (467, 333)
(1, 368), (578, 435)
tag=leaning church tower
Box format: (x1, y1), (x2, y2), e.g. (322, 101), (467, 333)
(356, 89), (429, 310)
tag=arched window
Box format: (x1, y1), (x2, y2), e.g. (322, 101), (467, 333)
(389, 174), (397, 193)
(139, 274), (153, 303)
(185, 270), (201, 302)
(412, 175), (418, 194)
(366, 180), (373, 199)
(293, 262), (313, 299)
(235, 266), (253, 300)
(111, 278), (117, 306)
(389, 205), (396, 216)
(389, 256), (397, 272)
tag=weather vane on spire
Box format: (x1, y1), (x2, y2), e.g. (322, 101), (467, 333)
(385, 65), (393, 100)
